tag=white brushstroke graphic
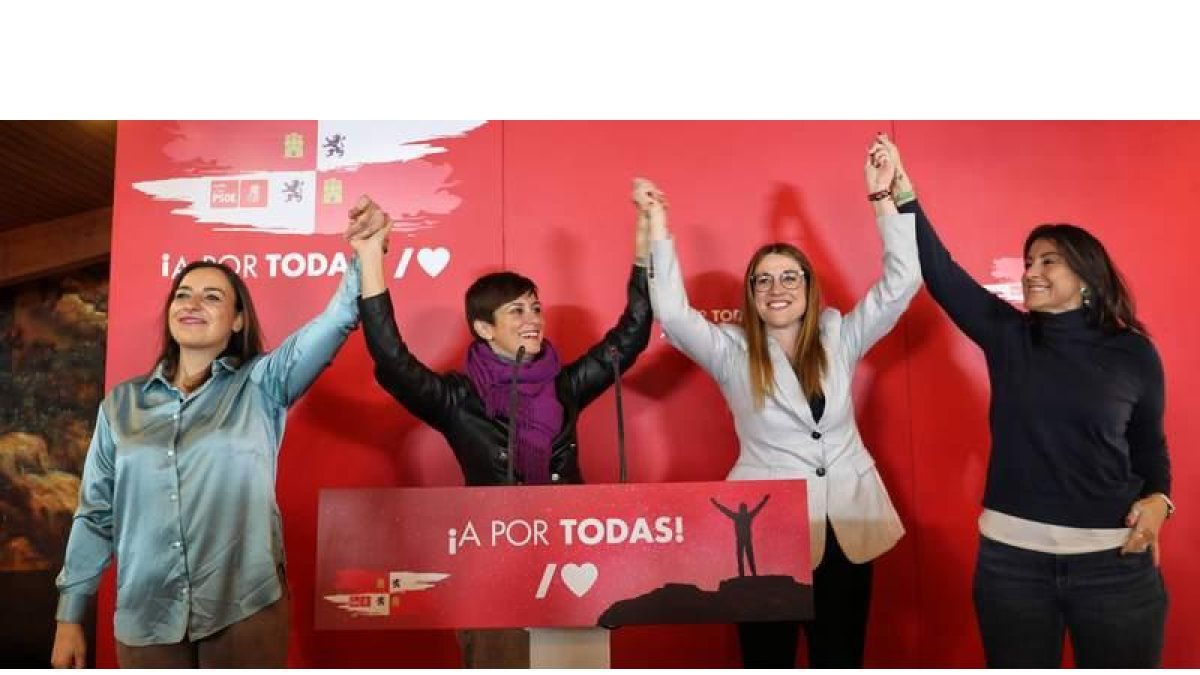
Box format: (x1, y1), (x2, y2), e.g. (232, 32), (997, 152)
(324, 593), (392, 617)
(132, 121), (487, 235)
(133, 171), (316, 233)
(325, 570), (450, 617)
(982, 256), (1026, 306)
(389, 571), (450, 592)
(316, 120), (486, 171)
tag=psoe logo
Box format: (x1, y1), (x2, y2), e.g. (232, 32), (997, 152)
(210, 179), (269, 209)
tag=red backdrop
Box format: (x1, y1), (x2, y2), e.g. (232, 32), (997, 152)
(99, 121), (1198, 667)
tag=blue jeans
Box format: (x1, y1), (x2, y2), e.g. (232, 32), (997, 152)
(973, 535), (1167, 668)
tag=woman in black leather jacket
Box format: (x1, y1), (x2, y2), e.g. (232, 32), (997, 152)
(346, 189), (652, 487)
(345, 189), (653, 667)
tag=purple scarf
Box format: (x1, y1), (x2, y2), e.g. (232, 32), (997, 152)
(465, 340), (563, 484)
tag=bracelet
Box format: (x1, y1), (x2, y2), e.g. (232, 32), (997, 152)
(867, 189), (892, 202)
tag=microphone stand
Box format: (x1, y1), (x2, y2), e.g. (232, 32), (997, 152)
(607, 346), (627, 484)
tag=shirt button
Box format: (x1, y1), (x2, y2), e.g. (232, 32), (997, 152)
(167, 450), (175, 457)
(497, 452), (507, 460)
(172, 413), (179, 421)
(171, 541), (181, 548)
(551, 473), (561, 482)
(181, 587), (190, 595)
(169, 493), (178, 502)
(811, 431), (822, 440)
(816, 467), (826, 477)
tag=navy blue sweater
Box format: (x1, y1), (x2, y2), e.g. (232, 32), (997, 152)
(904, 200), (1170, 528)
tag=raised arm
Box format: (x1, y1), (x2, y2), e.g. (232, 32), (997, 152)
(348, 195), (462, 429)
(250, 254), (361, 407)
(882, 135), (1019, 350)
(749, 493), (771, 517)
(642, 178), (739, 382)
(562, 186), (654, 408)
(52, 406), (117, 668)
(711, 497), (736, 518)
(840, 136), (923, 362)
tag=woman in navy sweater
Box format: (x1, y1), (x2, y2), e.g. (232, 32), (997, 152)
(879, 135), (1172, 667)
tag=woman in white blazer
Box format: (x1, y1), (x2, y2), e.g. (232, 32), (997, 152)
(640, 136), (920, 667)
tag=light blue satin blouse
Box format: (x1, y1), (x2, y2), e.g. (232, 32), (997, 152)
(55, 260), (360, 646)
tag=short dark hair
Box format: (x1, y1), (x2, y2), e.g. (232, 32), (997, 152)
(1023, 223), (1146, 334)
(464, 271), (538, 340)
(153, 260), (264, 379)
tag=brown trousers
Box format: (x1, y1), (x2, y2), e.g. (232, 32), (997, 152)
(116, 574), (290, 668)
(456, 628), (530, 668)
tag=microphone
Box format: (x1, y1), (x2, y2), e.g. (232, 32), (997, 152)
(505, 345), (526, 485)
(607, 345), (627, 484)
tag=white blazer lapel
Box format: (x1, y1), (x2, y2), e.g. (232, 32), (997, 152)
(765, 337), (815, 430)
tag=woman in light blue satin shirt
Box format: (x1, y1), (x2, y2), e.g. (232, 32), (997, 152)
(50, 253), (361, 668)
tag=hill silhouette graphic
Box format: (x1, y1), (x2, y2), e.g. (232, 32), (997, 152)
(597, 574), (813, 628)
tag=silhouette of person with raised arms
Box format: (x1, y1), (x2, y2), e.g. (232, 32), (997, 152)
(712, 494), (771, 577)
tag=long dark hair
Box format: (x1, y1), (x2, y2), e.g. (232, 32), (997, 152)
(740, 243), (827, 409)
(1023, 224), (1146, 334)
(153, 260), (264, 380)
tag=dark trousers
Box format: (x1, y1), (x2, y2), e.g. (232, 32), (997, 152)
(973, 535), (1168, 668)
(737, 520), (873, 668)
(456, 628), (530, 668)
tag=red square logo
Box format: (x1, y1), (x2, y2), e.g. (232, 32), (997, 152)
(210, 180), (239, 208)
(240, 180), (269, 208)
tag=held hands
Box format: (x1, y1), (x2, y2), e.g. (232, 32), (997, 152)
(865, 136), (896, 194)
(1121, 494), (1171, 565)
(874, 133), (915, 202)
(342, 195), (392, 256)
(632, 177), (667, 256)
(632, 177), (668, 217)
(631, 178), (668, 249)
(50, 622), (86, 669)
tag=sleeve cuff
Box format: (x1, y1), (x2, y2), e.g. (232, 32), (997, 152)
(1150, 491), (1175, 517)
(649, 238), (676, 256)
(56, 593), (91, 623)
(358, 290), (394, 315)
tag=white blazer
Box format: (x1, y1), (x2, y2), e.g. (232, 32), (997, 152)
(648, 212), (920, 567)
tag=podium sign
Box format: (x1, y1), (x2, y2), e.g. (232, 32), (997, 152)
(315, 480), (812, 630)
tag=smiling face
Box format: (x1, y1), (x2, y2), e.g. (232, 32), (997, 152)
(1023, 237), (1084, 313)
(168, 267), (244, 357)
(751, 252), (809, 329)
(473, 291), (544, 359)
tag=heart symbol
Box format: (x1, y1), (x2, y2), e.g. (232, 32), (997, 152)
(560, 563), (598, 597)
(417, 247), (450, 277)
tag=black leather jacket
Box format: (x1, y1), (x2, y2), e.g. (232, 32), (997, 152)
(359, 265), (652, 486)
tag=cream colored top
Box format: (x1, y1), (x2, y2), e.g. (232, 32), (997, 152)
(979, 508), (1129, 554)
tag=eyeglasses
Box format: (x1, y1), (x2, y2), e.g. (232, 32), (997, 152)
(750, 269), (806, 293)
